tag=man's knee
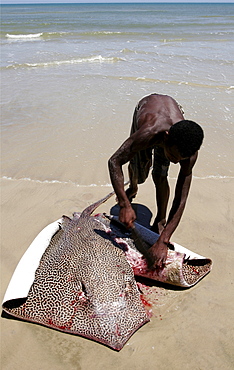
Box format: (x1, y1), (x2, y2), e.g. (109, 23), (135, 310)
(152, 171), (168, 186)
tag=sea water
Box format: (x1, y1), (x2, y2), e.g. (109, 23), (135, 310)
(1, 3), (233, 186)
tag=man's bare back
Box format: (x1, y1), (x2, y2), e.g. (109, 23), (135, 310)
(135, 94), (184, 132)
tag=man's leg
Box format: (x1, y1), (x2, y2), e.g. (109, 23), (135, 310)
(151, 147), (170, 233)
(151, 173), (169, 233)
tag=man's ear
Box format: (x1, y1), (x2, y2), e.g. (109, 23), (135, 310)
(164, 131), (169, 142)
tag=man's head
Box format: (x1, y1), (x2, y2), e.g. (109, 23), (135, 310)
(166, 120), (204, 160)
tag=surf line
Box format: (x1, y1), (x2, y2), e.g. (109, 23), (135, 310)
(1, 176), (113, 188)
(2, 175), (233, 190)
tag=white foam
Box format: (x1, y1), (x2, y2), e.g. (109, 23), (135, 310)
(6, 33), (43, 40)
(1, 176), (112, 187)
(169, 175), (234, 180)
(6, 55), (123, 69)
(2, 175), (233, 192)
(193, 175), (234, 180)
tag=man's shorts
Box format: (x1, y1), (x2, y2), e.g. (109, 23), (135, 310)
(152, 146), (170, 178)
(128, 143), (170, 184)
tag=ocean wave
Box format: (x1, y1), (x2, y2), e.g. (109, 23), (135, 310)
(2, 175), (233, 187)
(5, 31), (72, 41)
(82, 31), (122, 36)
(6, 33), (43, 40)
(193, 175), (234, 180)
(4, 30), (154, 41)
(103, 75), (231, 90)
(1, 176), (112, 187)
(5, 55), (124, 69)
(4, 31), (127, 42)
(4, 30), (233, 44)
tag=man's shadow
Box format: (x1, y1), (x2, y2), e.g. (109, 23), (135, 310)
(110, 202), (153, 229)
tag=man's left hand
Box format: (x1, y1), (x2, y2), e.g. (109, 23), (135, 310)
(148, 239), (168, 269)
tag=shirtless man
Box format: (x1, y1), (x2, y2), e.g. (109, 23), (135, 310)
(108, 93), (204, 268)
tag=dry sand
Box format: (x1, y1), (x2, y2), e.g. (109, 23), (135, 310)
(1, 175), (234, 370)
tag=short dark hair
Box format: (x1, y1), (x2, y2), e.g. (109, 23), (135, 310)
(168, 120), (204, 158)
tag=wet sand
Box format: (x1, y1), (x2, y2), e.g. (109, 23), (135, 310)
(1, 175), (234, 370)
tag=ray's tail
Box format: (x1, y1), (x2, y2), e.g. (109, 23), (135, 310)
(81, 189), (116, 217)
(80, 181), (130, 218)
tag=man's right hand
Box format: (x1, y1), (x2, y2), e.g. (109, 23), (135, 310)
(119, 205), (136, 229)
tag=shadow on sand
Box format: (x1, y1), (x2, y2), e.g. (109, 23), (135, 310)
(110, 202), (153, 230)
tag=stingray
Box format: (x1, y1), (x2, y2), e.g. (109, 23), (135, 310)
(2, 190), (212, 351)
(2, 190), (149, 351)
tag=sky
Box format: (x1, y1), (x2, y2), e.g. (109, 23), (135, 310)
(1, 0), (234, 4)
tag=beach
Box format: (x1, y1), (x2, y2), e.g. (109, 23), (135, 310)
(1, 176), (233, 369)
(1, 3), (234, 369)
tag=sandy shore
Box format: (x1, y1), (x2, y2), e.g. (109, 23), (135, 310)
(1, 175), (234, 370)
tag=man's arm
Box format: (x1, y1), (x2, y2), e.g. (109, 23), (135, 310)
(108, 122), (158, 228)
(149, 152), (198, 268)
(108, 137), (136, 228)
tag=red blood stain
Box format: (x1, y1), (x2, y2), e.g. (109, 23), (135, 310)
(191, 266), (199, 274)
(115, 324), (121, 336)
(140, 294), (152, 308)
(46, 318), (67, 330)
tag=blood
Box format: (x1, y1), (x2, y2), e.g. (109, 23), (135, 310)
(115, 324), (121, 336)
(140, 294), (152, 308)
(191, 266), (200, 274)
(46, 318), (67, 330)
